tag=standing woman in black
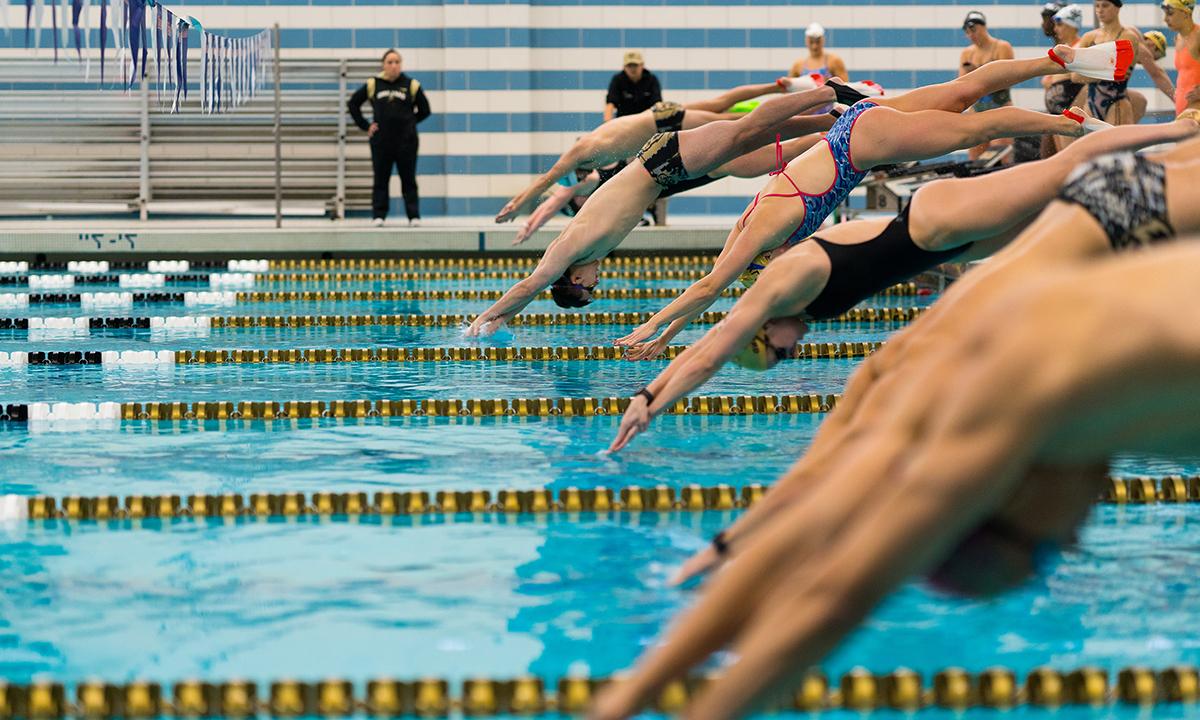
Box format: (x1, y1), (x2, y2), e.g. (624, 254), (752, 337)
(348, 49), (432, 226)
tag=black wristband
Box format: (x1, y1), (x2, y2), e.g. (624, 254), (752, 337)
(635, 387), (655, 405)
(712, 530), (729, 556)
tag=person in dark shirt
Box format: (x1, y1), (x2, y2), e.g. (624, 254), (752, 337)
(604, 51), (662, 122)
(348, 49), (432, 226)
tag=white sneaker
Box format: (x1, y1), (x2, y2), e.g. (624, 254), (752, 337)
(409, 218), (422, 227)
(372, 217), (385, 227)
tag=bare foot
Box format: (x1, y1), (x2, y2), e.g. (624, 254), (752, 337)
(1052, 43), (1076, 65)
(1063, 106), (1091, 136)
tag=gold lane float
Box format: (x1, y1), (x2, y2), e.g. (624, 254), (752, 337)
(2, 666), (1197, 718)
(18, 476), (1200, 522)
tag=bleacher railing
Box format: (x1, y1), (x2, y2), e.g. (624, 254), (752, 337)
(0, 54), (384, 221)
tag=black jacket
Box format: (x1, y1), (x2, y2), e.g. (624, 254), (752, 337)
(348, 72), (432, 139)
(605, 70), (662, 117)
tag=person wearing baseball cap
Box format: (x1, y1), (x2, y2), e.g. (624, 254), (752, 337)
(604, 51), (662, 123)
(1162, 0), (1200, 119)
(960, 11), (1017, 159)
(789, 22), (849, 82)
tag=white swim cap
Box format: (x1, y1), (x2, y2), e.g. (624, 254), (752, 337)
(1054, 4), (1084, 29)
(805, 23), (825, 39)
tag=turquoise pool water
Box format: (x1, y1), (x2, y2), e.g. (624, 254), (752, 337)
(1, 266), (1196, 715)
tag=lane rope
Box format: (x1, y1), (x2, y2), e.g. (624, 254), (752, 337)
(1, 665), (1197, 717)
(10, 476), (1196, 522)
(0, 393), (840, 423)
(0, 307), (925, 331)
(2, 341), (884, 367)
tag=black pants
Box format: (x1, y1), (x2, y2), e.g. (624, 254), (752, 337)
(371, 133), (420, 220)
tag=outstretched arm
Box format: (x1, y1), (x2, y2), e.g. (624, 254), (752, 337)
(514, 173), (601, 245)
(615, 213), (788, 353)
(610, 291), (785, 452)
(496, 136), (597, 223)
(465, 243), (579, 336)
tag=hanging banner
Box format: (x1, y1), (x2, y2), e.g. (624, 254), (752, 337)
(50, 0), (57, 62)
(11, 0), (268, 113)
(70, 0), (82, 58)
(126, 0), (143, 89)
(98, 0), (106, 82)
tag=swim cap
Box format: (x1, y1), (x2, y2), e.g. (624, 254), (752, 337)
(927, 520), (1057, 597)
(1144, 29), (1168, 60)
(737, 252), (771, 287)
(1162, 0), (1195, 11)
(730, 327), (776, 371)
(805, 23), (825, 39)
(962, 10), (987, 29)
(1054, 4), (1084, 28)
(549, 272), (595, 308)
(1042, 1), (1066, 15)
(729, 100), (761, 114)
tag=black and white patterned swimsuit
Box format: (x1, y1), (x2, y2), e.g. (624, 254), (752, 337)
(1057, 153), (1175, 250)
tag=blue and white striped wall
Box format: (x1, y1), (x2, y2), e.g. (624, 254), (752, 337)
(0, 0), (1181, 218)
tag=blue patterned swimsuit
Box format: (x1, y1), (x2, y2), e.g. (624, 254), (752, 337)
(739, 101), (877, 256)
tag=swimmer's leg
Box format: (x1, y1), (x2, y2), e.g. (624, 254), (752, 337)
(679, 108), (744, 129)
(853, 105), (1083, 169)
(711, 135), (823, 179)
(677, 89), (834, 175)
(684, 82), (783, 113)
(913, 120), (1200, 248)
(1148, 133), (1200, 163)
(1129, 90), (1148, 122)
(880, 56), (1062, 114)
(1164, 157), (1200, 231)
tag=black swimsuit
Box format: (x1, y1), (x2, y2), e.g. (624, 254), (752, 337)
(804, 203), (971, 321)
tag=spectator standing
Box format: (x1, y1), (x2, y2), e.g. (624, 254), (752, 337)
(348, 49), (431, 227)
(1163, 0), (1200, 120)
(960, 11), (1015, 160)
(604, 52), (662, 122)
(789, 23), (848, 81)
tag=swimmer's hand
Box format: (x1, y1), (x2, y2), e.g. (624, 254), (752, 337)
(495, 198), (521, 224)
(587, 678), (646, 720)
(513, 222), (535, 246)
(670, 544), (723, 586)
(608, 395), (651, 453)
(622, 336), (670, 361)
(465, 315), (503, 337)
(613, 322), (659, 351)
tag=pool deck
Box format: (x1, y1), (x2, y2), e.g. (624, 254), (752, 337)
(0, 217), (740, 259)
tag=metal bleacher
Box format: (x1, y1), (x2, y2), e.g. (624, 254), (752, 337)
(0, 57), (382, 219)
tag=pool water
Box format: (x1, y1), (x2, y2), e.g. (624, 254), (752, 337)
(1, 265), (1198, 715)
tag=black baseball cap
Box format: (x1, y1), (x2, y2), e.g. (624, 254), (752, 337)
(963, 10), (988, 28)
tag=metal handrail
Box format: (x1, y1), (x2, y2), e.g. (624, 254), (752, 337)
(0, 49), (378, 219)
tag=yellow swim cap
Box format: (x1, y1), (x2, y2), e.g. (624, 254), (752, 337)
(738, 252), (771, 288)
(731, 327), (775, 371)
(1144, 30), (1169, 60)
(1162, 0), (1195, 13)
